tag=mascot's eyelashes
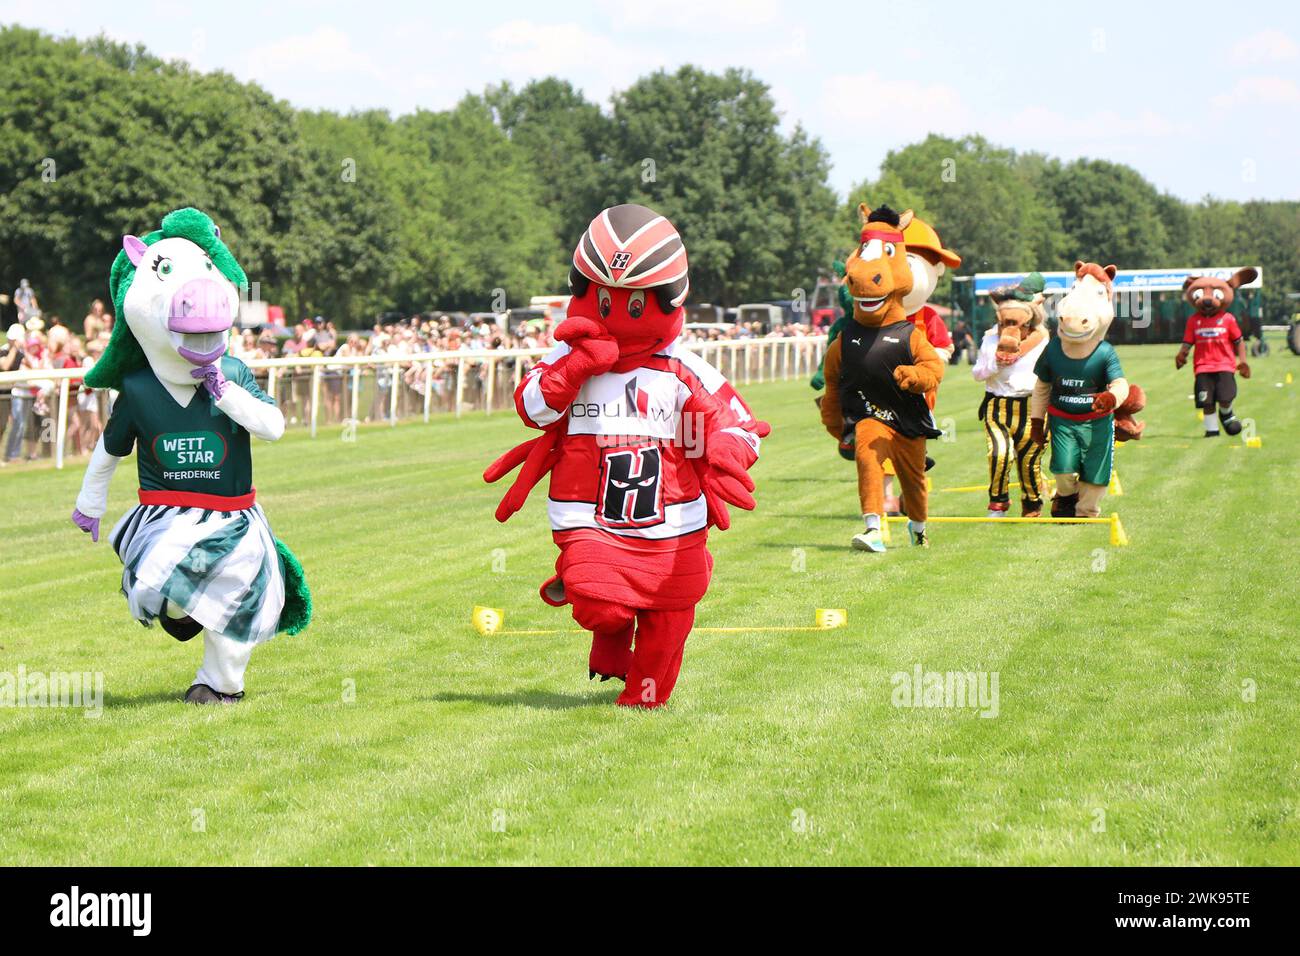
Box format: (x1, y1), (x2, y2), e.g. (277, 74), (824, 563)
(151, 255), (172, 278)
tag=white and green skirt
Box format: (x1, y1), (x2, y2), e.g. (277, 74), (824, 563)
(110, 502), (285, 645)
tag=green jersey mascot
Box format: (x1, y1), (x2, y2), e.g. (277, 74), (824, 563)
(72, 208), (311, 704)
(1028, 261), (1134, 520)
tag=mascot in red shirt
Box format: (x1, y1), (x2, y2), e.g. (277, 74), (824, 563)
(485, 204), (769, 708)
(1175, 268), (1256, 437)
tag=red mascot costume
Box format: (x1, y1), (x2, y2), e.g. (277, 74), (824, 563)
(485, 204), (769, 708)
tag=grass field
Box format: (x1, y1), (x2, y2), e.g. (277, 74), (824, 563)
(2, 343), (1297, 865)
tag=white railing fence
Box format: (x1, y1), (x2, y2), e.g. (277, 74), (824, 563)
(1, 335), (828, 469)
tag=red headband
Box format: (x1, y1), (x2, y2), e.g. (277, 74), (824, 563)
(860, 228), (904, 243)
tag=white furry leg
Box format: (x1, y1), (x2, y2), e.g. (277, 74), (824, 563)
(1076, 482), (1107, 518)
(194, 630), (256, 695)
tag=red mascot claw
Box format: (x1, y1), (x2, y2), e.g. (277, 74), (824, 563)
(699, 431), (759, 531)
(552, 316), (605, 342)
(1114, 384), (1147, 442)
(1091, 390), (1118, 414)
(485, 203), (767, 708)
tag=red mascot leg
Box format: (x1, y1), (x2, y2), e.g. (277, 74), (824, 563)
(570, 594), (635, 682)
(617, 607), (696, 709)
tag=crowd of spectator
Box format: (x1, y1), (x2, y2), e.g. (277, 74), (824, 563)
(1, 287), (112, 465)
(1, 291), (837, 462)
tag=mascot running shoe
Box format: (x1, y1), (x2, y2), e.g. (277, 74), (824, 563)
(485, 204), (769, 708)
(71, 208), (311, 704)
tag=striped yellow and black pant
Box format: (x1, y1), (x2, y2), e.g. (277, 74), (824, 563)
(980, 393), (1046, 505)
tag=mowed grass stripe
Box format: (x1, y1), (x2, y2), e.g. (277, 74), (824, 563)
(1, 344), (1296, 864)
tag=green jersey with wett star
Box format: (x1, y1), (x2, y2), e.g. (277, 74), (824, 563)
(1033, 338), (1123, 418)
(102, 356), (272, 497)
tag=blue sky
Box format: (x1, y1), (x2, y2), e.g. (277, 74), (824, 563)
(4, 0), (1298, 201)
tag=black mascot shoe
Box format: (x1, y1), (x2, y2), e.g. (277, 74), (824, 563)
(184, 683), (244, 705)
(1051, 492), (1078, 518)
(1221, 418), (1243, 436)
(924, 456), (935, 471)
(159, 612), (203, 642)
(589, 669), (626, 683)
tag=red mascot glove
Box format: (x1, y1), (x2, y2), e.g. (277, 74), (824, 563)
(1091, 390), (1117, 414)
(1030, 418), (1046, 447)
(525, 317), (619, 418)
(1237, 359), (1251, 379)
(553, 317), (619, 382)
(700, 427), (766, 531)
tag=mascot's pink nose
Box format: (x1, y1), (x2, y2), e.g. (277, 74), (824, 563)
(168, 278), (232, 333)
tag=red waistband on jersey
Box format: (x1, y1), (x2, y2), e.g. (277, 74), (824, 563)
(1048, 406), (1109, 422)
(138, 488), (256, 510)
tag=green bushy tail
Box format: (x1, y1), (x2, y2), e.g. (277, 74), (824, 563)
(275, 539), (312, 635)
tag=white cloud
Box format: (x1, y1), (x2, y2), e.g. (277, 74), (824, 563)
(484, 19), (676, 106)
(1229, 28), (1298, 66)
(994, 106), (1188, 142)
(821, 72), (969, 140)
(1210, 75), (1300, 111)
(243, 26), (385, 83)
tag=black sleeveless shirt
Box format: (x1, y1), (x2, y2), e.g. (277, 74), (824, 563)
(837, 319), (942, 439)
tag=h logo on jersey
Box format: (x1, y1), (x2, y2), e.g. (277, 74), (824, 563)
(597, 445), (664, 528)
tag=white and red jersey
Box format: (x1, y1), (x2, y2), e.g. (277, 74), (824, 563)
(516, 341), (761, 542)
(1183, 311), (1242, 375)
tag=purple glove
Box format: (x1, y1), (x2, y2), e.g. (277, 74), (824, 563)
(71, 508), (100, 543)
(191, 363), (227, 399)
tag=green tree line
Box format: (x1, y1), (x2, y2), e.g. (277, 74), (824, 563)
(3, 26), (1297, 326)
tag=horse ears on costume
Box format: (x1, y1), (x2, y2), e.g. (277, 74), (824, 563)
(898, 209), (915, 230)
(858, 202), (872, 225)
(1103, 264), (1118, 281)
(1182, 276), (1197, 293)
(1229, 267), (1258, 289)
(123, 235), (147, 266)
(1073, 260), (1086, 277)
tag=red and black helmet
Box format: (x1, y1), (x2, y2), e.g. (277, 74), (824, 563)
(568, 204), (689, 312)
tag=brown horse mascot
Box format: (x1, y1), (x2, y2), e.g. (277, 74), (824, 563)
(819, 203), (945, 551)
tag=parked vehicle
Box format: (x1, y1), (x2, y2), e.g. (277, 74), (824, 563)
(686, 303), (725, 325)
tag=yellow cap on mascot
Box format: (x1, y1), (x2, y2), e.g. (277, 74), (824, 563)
(903, 217), (961, 268)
